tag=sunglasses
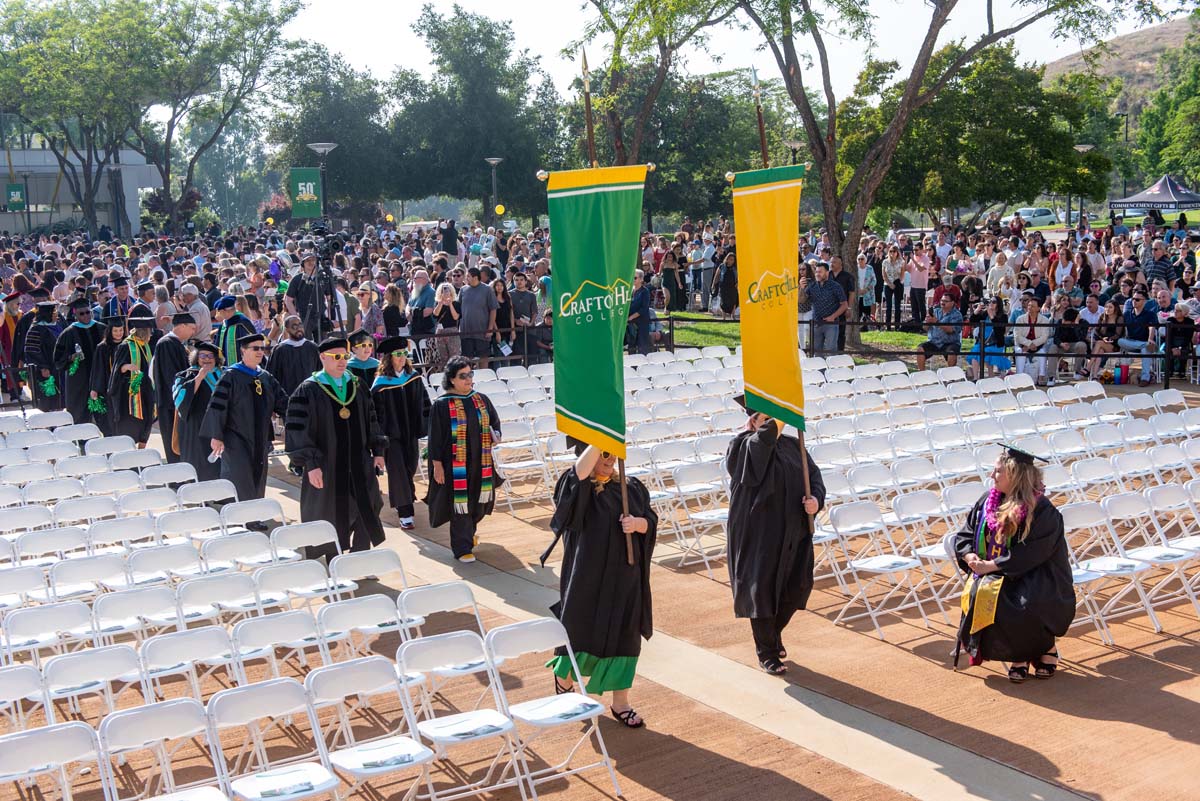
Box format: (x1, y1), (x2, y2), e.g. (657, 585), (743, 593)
(324, 352), (350, 361)
(244, 345), (266, 352)
(389, 350), (409, 358)
(455, 371), (474, 380)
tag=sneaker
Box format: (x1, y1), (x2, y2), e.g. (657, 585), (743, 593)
(400, 517), (415, 530)
(457, 553), (476, 564)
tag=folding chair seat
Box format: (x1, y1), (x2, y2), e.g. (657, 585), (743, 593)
(936, 366), (967, 384)
(690, 396), (726, 418)
(650, 400), (690, 421)
(397, 582), (499, 680)
(140, 626), (239, 701)
(22, 477), (84, 505)
(177, 573), (268, 625)
(2, 601), (95, 664)
(485, 617), (621, 796)
(5, 430), (55, 450)
(1046, 385), (1081, 406)
(669, 383), (703, 402)
(54, 453), (110, 480)
(396, 632), (528, 798)
(178, 478), (239, 507)
(811, 440), (855, 471)
(0, 461), (55, 485)
(25, 441), (80, 463)
(83, 470), (142, 497)
(206, 678), (339, 801)
(220, 498), (286, 534)
(0, 721), (104, 799)
(254, 561), (356, 613)
(85, 435), (137, 456)
(496, 365), (529, 382)
(141, 462), (199, 489)
(853, 362), (884, 379)
(822, 381), (853, 399)
(98, 698), (225, 801)
(230, 610), (330, 681)
(109, 449), (163, 471)
(118, 487), (180, 519)
(304, 657), (435, 797)
(54, 495), (121, 527)
(800, 356), (827, 373)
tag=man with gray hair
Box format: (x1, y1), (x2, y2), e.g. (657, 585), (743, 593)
(1144, 239), (1176, 291)
(178, 283), (212, 342)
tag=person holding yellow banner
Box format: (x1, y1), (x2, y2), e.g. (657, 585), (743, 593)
(953, 446), (1075, 683)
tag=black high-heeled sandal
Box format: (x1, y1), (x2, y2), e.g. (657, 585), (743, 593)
(611, 707), (645, 728)
(1034, 651), (1059, 680)
(1008, 663), (1029, 683)
(760, 657), (787, 675)
(553, 676), (573, 695)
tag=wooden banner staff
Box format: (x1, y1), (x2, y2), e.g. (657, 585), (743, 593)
(750, 67), (814, 532)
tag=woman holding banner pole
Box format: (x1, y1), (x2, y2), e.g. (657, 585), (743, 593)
(725, 395), (825, 675)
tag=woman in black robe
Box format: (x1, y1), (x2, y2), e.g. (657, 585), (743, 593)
(52, 298), (103, 425)
(371, 336), (430, 531)
(285, 336), (388, 558)
(24, 301), (64, 413)
(954, 446), (1076, 682)
(346, 328), (380, 386)
(424, 355), (502, 563)
(172, 342), (224, 481)
(545, 445), (656, 728)
(90, 318), (125, 435)
(725, 400), (824, 675)
(107, 316), (157, 446)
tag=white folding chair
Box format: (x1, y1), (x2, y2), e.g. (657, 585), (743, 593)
(486, 617), (621, 796)
(84, 435), (137, 456)
(177, 573), (266, 626)
(178, 479), (240, 507)
(42, 644), (145, 721)
(271, 521), (340, 561)
(0, 663), (48, 732)
(254, 561), (356, 613)
(230, 610), (330, 682)
(5, 430), (55, 449)
(329, 548), (412, 591)
(93, 585), (181, 645)
(117, 487), (181, 519)
(221, 498), (286, 534)
(1102, 492), (1200, 618)
(0, 722), (105, 801)
(110, 449), (163, 471)
(202, 532), (286, 574)
(52, 423), (102, 445)
(98, 698), (226, 801)
(397, 582), (498, 691)
(141, 626), (239, 702)
(206, 678), (339, 801)
(141, 462), (199, 489)
(0, 461), (55, 485)
(83, 470), (142, 497)
(316, 595), (414, 663)
(54, 454), (110, 480)
(22, 478), (84, 505)
(0, 566), (47, 618)
(157, 507), (226, 546)
(53, 495), (119, 527)
(44, 553), (130, 601)
(128, 543), (214, 586)
(13, 526), (88, 569)
(25, 441), (80, 464)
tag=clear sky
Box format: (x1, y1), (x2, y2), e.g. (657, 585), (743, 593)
(284, 0), (1159, 101)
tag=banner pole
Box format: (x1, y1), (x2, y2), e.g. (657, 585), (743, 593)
(619, 457), (633, 565)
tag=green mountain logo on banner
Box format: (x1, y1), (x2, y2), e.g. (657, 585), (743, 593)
(559, 278), (632, 323)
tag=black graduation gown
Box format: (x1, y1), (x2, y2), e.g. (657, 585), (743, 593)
(216, 313), (257, 367)
(172, 367), (222, 481)
(90, 340), (120, 435)
(265, 340), (321, 397)
(108, 340), (157, 442)
(954, 495), (1076, 663)
(151, 335), (190, 462)
(11, 312), (36, 376)
(199, 367), (287, 500)
(24, 321), (64, 412)
(52, 322), (102, 424)
(347, 358), (379, 387)
(423, 391), (504, 528)
(371, 373), (431, 512)
(549, 470), (657, 659)
(724, 422), (827, 619)
(285, 375), (387, 555)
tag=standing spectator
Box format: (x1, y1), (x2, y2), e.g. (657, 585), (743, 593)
(906, 246), (929, 321)
(881, 245), (905, 327)
(808, 262), (847, 356)
(627, 269), (652, 355)
(492, 278), (515, 357)
(430, 282), (461, 370)
(1165, 303), (1196, 378)
(829, 255), (856, 350)
(916, 294), (963, 371)
(439, 219), (460, 256)
(713, 251), (739, 319)
(856, 252), (876, 329)
(381, 283), (408, 338)
(458, 266), (499, 368)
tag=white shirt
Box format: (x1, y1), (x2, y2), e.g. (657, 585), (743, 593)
(1078, 306), (1102, 326)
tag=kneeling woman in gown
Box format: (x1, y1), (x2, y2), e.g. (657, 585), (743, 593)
(954, 446), (1076, 682)
(544, 445), (656, 729)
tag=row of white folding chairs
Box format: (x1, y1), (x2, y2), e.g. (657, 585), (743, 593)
(0, 463), (198, 506)
(0, 618), (620, 801)
(0, 446), (164, 480)
(0, 409), (76, 436)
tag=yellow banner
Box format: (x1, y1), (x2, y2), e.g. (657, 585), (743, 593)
(732, 165), (806, 429)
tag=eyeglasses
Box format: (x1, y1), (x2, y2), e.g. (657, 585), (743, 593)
(324, 352), (350, 361)
(198, 353), (215, 360)
(455, 371), (474, 380)
(389, 350), (409, 358)
(244, 345), (266, 352)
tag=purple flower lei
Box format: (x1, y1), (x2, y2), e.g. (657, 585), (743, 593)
(984, 486), (1037, 534)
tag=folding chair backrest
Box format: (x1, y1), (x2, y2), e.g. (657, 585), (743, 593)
(94, 586), (179, 631)
(397, 629), (489, 675)
(128, 544), (203, 577)
(177, 573), (257, 610)
(0, 721), (100, 787)
(201, 532), (272, 565)
(23, 477), (84, 505)
(26, 411), (74, 431)
(207, 676), (312, 727)
(0, 484), (21, 508)
(317, 595), (401, 640)
(157, 507), (224, 541)
(90, 516), (157, 550)
(485, 617), (568, 661)
(305, 655), (402, 706)
(26, 441), (80, 463)
(0, 505), (54, 537)
(177, 478), (239, 506)
(55, 454), (110, 479)
(329, 549), (408, 587)
(83, 471), (143, 497)
(141, 626), (233, 676)
(0, 664), (44, 708)
(54, 495), (119, 526)
(53, 423), (102, 444)
(232, 610), (320, 655)
(109, 449), (163, 471)
(398, 581), (484, 629)
(221, 498), (285, 530)
(15, 526), (88, 562)
(0, 416), (26, 436)
(140, 462), (198, 489)
(42, 645), (141, 698)
(98, 697), (215, 801)
(6, 430), (55, 449)
(0, 447), (28, 467)
(271, 521), (339, 555)
(50, 553), (125, 589)
(0, 461), (55, 485)
(3, 602), (92, 649)
(0, 565), (47, 601)
(85, 435), (137, 456)
(117, 488), (180, 517)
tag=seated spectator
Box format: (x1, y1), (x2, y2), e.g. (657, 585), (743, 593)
(1047, 308), (1089, 383)
(1014, 294), (1051, 383)
(1119, 291), (1159, 387)
(916, 294), (962, 371)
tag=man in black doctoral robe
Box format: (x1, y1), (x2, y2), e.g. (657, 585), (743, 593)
(725, 398), (825, 675)
(107, 315), (157, 445)
(285, 336), (388, 558)
(172, 341), (224, 481)
(265, 314), (320, 397)
(150, 313), (197, 463)
(200, 333), (287, 500)
(24, 301), (64, 413)
(52, 298), (103, 424)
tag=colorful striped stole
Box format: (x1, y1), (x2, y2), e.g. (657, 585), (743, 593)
(448, 392), (493, 513)
(127, 339), (152, 419)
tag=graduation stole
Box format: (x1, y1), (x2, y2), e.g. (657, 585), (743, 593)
(447, 391), (492, 512)
(126, 338), (152, 419)
(961, 509), (1005, 634)
(371, 370), (418, 391)
(219, 319), (241, 366)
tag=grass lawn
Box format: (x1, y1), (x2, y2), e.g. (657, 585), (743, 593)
(666, 311), (974, 354)
(1027, 210), (1187, 232)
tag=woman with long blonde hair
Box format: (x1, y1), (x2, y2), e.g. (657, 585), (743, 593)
(954, 446), (1075, 682)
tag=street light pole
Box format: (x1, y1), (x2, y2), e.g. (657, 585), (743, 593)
(782, 139), (802, 166)
(306, 142), (338, 223)
(485, 157), (503, 226)
(20, 173), (31, 233)
(1071, 143), (1095, 233)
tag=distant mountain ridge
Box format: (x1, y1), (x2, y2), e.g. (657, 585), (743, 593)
(1042, 19), (1191, 113)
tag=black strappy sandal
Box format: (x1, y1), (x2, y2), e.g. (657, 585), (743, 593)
(553, 676), (573, 695)
(1034, 651), (1059, 680)
(1008, 663), (1029, 683)
(760, 657), (787, 675)
(611, 707), (645, 728)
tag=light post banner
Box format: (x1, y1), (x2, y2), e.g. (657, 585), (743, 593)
(548, 164), (648, 458)
(6, 184), (25, 211)
(732, 163), (807, 430)
(289, 167), (322, 219)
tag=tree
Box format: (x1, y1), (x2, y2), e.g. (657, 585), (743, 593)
(0, 0), (154, 234)
(387, 4), (558, 221)
(188, 110), (273, 226)
(266, 43), (391, 212)
(576, 0), (737, 165)
(1138, 25), (1200, 187)
(125, 0), (299, 233)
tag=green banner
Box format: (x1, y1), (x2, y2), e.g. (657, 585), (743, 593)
(6, 184), (25, 212)
(289, 167), (322, 219)
(547, 165), (648, 458)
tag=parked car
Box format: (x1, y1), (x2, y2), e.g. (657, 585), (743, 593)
(1001, 207), (1058, 228)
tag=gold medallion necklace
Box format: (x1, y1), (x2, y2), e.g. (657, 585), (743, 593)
(315, 374), (356, 419)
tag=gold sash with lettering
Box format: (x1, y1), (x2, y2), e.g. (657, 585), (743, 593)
(961, 573), (1005, 634)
